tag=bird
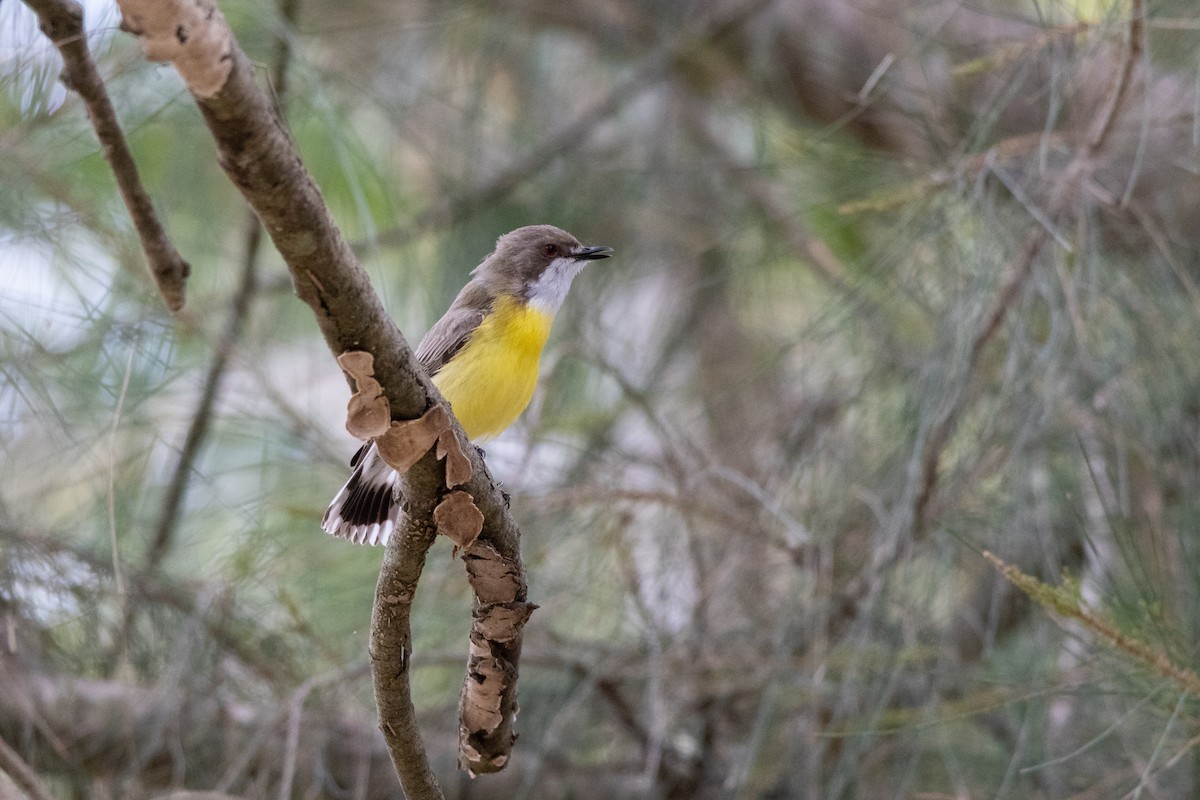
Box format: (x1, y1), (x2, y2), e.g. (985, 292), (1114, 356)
(322, 225), (614, 545)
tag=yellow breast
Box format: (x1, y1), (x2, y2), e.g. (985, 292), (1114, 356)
(431, 295), (555, 441)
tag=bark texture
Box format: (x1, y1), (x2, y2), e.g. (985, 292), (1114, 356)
(113, 0), (530, 791)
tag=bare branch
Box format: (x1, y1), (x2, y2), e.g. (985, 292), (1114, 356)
(0, 656), (399, 800)
(147, 0), (300, 569)
(21, 0), (191, 311)
(112, 0), (528, 790)
(912, 4), (1149, 538)
(1085, 0), (1144, 154)
(145, 218), (259, 569)
(371, 508), (443, 799)
(0, 733), (57, 800)
(911, 230), (1045, 537)
(373, 0), (778, 250)
(679, 105), (851, 293)
(278, 663), (370, 800)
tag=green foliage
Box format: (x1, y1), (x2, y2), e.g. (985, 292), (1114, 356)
(987, 552), (1200, 698)
(4, 0), (1200, 797)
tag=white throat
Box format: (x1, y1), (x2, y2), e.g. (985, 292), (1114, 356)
(527, 256), (587, 315)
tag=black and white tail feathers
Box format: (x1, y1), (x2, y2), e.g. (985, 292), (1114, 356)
(321, 442), (401, 546)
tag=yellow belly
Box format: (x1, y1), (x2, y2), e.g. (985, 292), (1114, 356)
(431, 295), (554, 441)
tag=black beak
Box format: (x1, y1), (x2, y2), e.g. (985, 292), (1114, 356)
(573, 245), (615, 261)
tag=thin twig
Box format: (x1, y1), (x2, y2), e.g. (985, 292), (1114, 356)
(911, 1), (1147, 537)
(984, 551), (1200, 696)
(372, 0), (779, 251)
(21, 0), (191, 310)
(912, 228), (1046, 538)
(373, 64), (649, 251)
(279, 662), (371, 800)
(0, 733), (57, 800)
(4, 524), (302, 682)
(146, 220), (260, 568)
(681, 108), (851, 292)
(146, 0), (299, 569)
(1085, 0), (1144, 154)
(106, 346), (136, 677)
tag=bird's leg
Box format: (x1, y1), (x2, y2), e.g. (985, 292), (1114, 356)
(472, 444), (508, 506)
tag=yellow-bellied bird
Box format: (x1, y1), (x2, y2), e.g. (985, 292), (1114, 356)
(322, 225), (614, 545)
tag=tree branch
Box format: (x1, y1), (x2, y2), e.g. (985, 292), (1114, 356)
(0, 656), (399, 800)
(911, 229), (1046, 537)
(372, 0), (778, 251)
(370, 508), (443, 798)
(111, 0), (529, 789)
(911, 2), (1147, 539)
(20, 0), (191, 311)
(0, 733), (57, 800)
(145, 211), (260, 569)
(3, 524), (304, 684)
(147, 0), (299, 570)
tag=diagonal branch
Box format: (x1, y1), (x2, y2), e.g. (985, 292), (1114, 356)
(145, 208), (260, 569)
(1085, 0), (1144, 155)
(21, 0), (191, 311)
(911, 229), (1045, 536)
(0, 732), (57, 800)
(106, 0), (528, 792)
(146, 0), (300, 570)
(372, 0), (779, 251)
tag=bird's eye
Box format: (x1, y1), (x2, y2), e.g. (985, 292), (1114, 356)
(544, 243), (558, 256)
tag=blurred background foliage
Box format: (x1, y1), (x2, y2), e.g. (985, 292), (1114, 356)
(3, 0), (1200, 798)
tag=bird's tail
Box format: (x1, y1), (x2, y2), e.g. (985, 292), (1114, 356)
(321, 442), (401, 546)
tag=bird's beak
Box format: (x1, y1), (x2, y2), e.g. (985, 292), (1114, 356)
(572, 245), (615, 261)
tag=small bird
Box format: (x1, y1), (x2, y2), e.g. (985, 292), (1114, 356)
(322, 225), (614, 545)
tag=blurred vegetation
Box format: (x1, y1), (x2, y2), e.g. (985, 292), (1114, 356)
(3, 0), (1200, 798)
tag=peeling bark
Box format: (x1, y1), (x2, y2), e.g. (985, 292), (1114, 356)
(457, 542), (536, 774)
(112, 0), (531, 789)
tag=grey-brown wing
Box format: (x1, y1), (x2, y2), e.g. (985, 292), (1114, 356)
(415, 304), (486, 375)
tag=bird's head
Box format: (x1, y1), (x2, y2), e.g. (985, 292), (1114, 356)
(474, 225), (614, 314)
